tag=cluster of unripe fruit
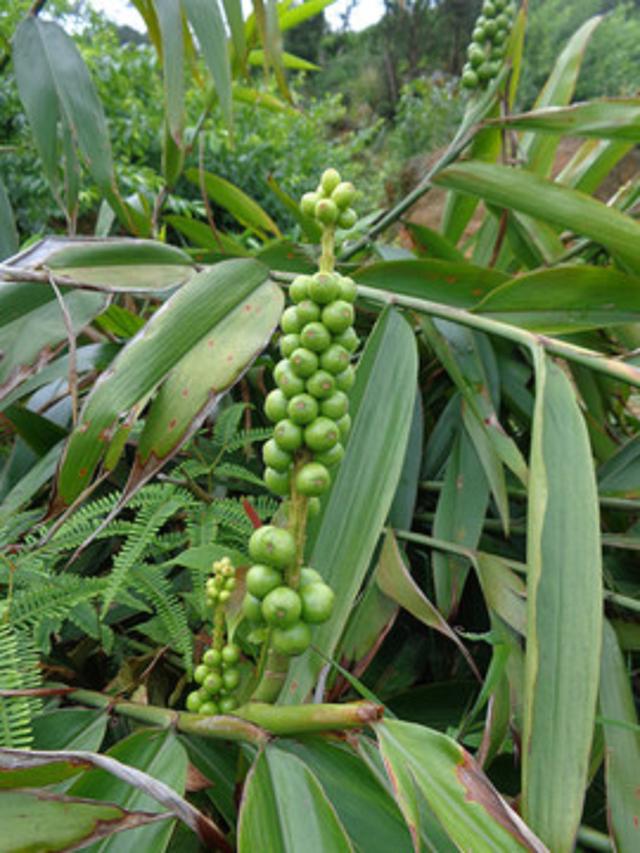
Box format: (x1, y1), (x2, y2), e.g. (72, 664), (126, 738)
(300, 167), (357, 231)
(242, 525), (335, 656)
(185, 558), (241, 715)
(461, 0), (517, 90)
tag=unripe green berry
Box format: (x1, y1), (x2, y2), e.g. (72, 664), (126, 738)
(320, 168), (341, 195)
(222, 644), (241, 665)
(223, 669), (240, 690)
(204, 671), (223, 694)
(320, 344), (350, 375)
(200, 701), (219, 716)
(477, 61), (494, 81)
(300, 322), (332, 353)
(290, 275), (312, 303)
(263, 438), (293, 472)
(296, 461), (331, 496)
(287, 393), (319, 425)
(468, 44), (485, 66)
(280, 306), (301, 334)
(262, 586), (302, 628)
(224, 577), (237, 591)
(274, 418), (303, 452)
(218, 589), (231, 603)
(186, 691), (202, 712)
(472, 25), (485, 41)
(289, 347), (319, 379)
(338, 208), (357, 230)
(301, 582), (335, 624)
(300, 191), (320, 217)
(248, 526), (295, 569)
(279, 333), (300, 358)
(219, 697), (238, 713)
(296, 299), (321, 324)
(314, 442), (344, 468)
(315, 198), (338, 225)
(194, 664), (208, 685)
(491, 43), (506, 60)
(306, 370), (336, 400)
(493, 27), (507, 44)
(337, 276), (357, 302)
(322, 300), (354, 334)
(242, 593), (264, 623)
(304, 417), (339, 452)
(247, 564), (282, 598)
(309, 272), (340, 305)
(483, 0), (496, 16)
(264, 466), (291, 496)
(203, 648), (222, 668)
(496, 12), (509, 28)
(483, 19), (497, 37)
(264, 388), (288, 422)
(272, 621), (312, 656)
(333, 326), (359, 353)
(337, 413), (352, 440)
(274, 360), (306, 397)
(463, 69), (479, 89)
(320, 390), (349, 419)
(331, 181), (356, 209)
(307, 497), (321, 518)
(300, 567), (323, 586)
(335, 364), (356, 391)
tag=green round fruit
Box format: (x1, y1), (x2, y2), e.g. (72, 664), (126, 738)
(262, 586), (302, 628)
(219, 589), (231, 603)
(332, 326), (359, 353)
(194, 664), (208, 685)
(219, 697), (238, 713)
(274, 419), (303, 452)
(472, 25), (485, 41)
(309, 272), (340, 305)
(247, 564), (282, 598)
(224, 577), (237, 591)
(467, 44), (485, 66)
(272, 621), (312, 656)
(289, 274), (312, 302)
(307, 496), (321, 518)
(338, 208), (357, 230)
(321, 300), (354, 334)
(315, 198), (338, 225)
(493, 27), (507, 43)
(264, 388), (288, 423)
(296, 461), (331, 496)
(264, 466), (291, 496)
(248, 525), (295, 569)
(483, 18), (497, 37)
(335, 365), (355, 391)
(300, 191), (320, 217)
(223, 669), (240, 690)
(337, 413), (352, 441)
(496, 12), (509, 28)
(314, 442), (344, 468)
(274, 359), (306, 397)
(300, 322), (332, 352)
(306, 370), (336, 400)
(262, 438), (293, 472)
(477, 15), (487, 26)
(304, 417), (340, 452)
(186, 690), (202, 712)
(200, 701), (219, 716)
(221, 644), (241, 665)
(279, 333), (300, 358)
(320, 168), (341, 195)
(331, 181), (355, 209)
(320, 390), (349, 420)
(290, 347), (319, 379)
(296, 299), (321, 324)
(280, 306), (301, 334)
(337, 276), (357, 302)
(243, 592), (264, 623)
(287, 393), (319, 425)
(300, 567), (324, 587)
(320, 344), (350, 375)
(301, 582), (335, 624)
(483, 0), (496, 16)
(203, 648), (222, 668)
(204, 671), (223, 694)
(491, 43), (506, 59)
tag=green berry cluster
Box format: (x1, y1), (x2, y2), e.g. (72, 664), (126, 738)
(300, 167), (357, 230)
(461, 0), (517, 90)
(185, 557), (241, 715)
(242, 526), (334, 657)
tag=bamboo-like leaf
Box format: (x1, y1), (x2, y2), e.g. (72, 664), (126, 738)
(475, 264), (640, 332)
(433, 161), (640, 272)
(32, 709), (107, 752)
(164, 215), (250, 255)
(376, 719), (547, 852)
(248, 48), (319, 70)
(237, 745), (353, 853)
(52, 259), (268, 510)
(0, 180), (18, 261)
(556, 138), (634, 196)
(154, 0), (185, 145)
(522, 353), (602, 851)
(222, 0), (247, 68)
(278, 0), (336, 32)
(492, 98), (640, 143)
(403, 223), (465, 262)
(186, 169), (280, 237)
(184, 0), (233, 129)
(600, 619), (640, 851)
(598, 436), (640, 498)
(283, 308), (418, 702)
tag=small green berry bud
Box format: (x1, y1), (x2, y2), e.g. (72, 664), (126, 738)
(290, 275), (312, 303)
(315, 198), (338, 225)
(264, 388), (288, 422)
(290, 347), (319, 379)
(287, 393), (320, 425)
(274, 418), (303, 452)
(300, 191), (320, 217)
(263, 438), (293, 472)
(300, 322), (332, 353)
(304, 417), (339, 453)
(296, 299), (321, 324)
(338, 208), (357, 230)
(296, 462), (331, 496)
(331, 181), (355, 209)
(320, 168), (341, 195)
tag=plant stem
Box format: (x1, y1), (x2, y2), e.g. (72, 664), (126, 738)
(320, 226), (336, 272)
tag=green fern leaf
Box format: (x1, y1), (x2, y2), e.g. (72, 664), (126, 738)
(0, 623), (42, 748)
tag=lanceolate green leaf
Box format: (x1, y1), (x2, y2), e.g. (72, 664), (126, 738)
(523, 353), (602, 851)
(376, 719), (546, 851)
(433, 161), (640, 272)
(283, 308), (418, 702)
(556, 138), (634, 197)
(53, 259), (268, 509)
(237, 746), (353, 853)
(600, 620), (640, 852)
(186, 169), (280, 237)
(183, 0), (233, 130)
(0, 180), (18, 261)
(492, 98), (640, 143)
(222, 0), (247, 68)
(154, 0), (185, 145)
(278, 0), (337, 32)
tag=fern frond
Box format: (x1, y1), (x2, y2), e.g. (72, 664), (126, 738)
(130, 564), (193, 672)
(0, 510), (43, 549)
(215, 463), (265, 488)
(212, 403), (248, 449)
(222, 427), (273, 454)
(0, 623), (42, 747)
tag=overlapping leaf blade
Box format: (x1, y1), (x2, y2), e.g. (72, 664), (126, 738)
(183, 0), (233, 129)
